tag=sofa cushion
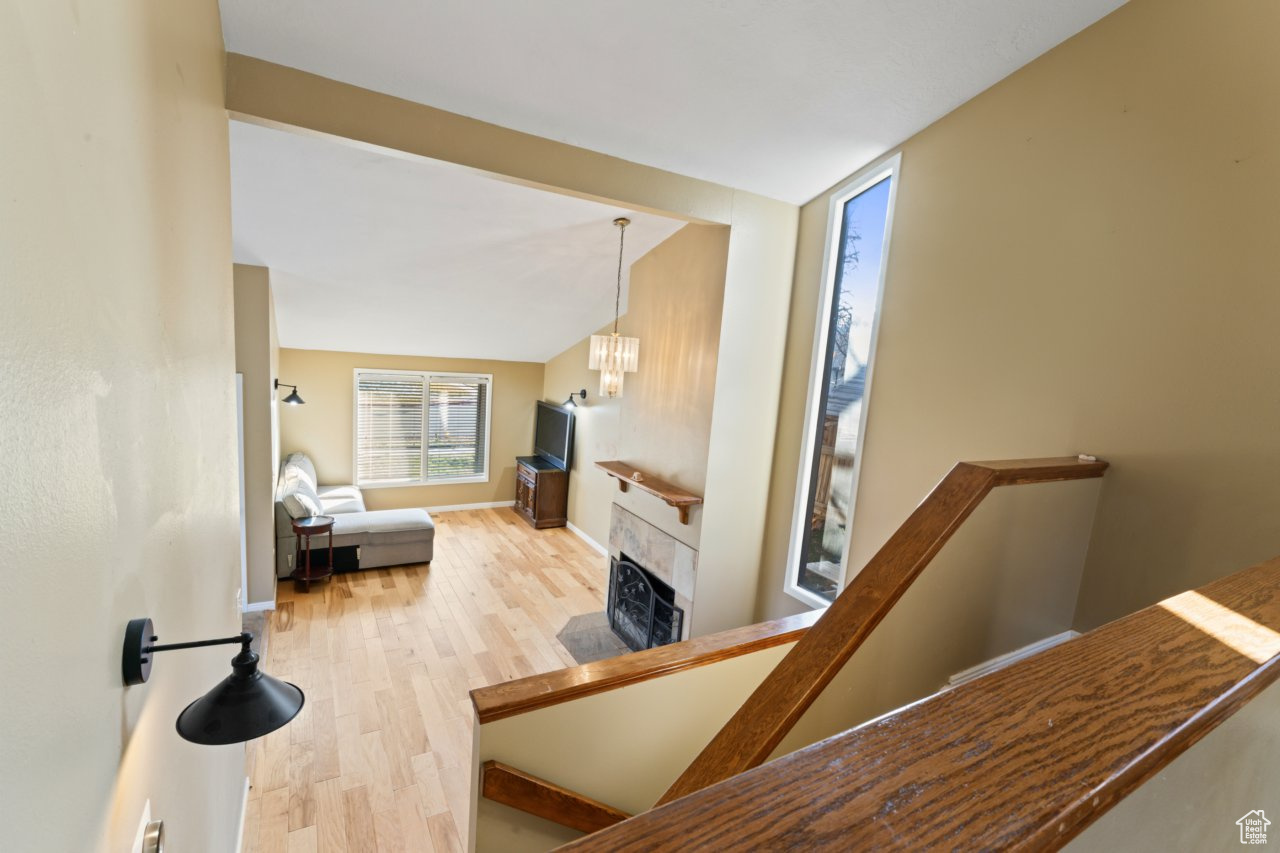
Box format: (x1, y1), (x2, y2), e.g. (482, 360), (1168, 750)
(356, 508), (434, 534)
(330, 508), (435, 545)
(280, 451), (318, 490)
(317, 485), (366, 515)
(321, 522), (370, 548)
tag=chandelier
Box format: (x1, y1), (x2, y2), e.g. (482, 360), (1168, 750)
(589, 217), (640, 397)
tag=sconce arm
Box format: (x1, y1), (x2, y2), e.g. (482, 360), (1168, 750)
(145, 632), (252, 655)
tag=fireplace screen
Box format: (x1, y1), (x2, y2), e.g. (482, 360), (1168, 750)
(608, 554), (684, 652)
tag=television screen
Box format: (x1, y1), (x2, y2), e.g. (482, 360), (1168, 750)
(534, 401), (575, 469)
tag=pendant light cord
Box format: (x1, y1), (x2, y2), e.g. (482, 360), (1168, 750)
(613, 219), (627, 335)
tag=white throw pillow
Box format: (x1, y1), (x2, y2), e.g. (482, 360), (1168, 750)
(281, 482), (323, 519)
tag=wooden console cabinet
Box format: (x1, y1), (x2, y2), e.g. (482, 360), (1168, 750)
(515, 455), (568, 529)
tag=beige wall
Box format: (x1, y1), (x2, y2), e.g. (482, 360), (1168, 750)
(228, 60), (798, 634)
(234, 265), (281, 605)
(0, 3), (244, 851)
(278, 348), (544, 509)
(269, 279), (281, 477)
(474, 642), (796, 851)
(542, 223), (729, 556)
(542, 335), (619, 545)
(758, 0), (1280, 630)
(773, 479), (1101, 756)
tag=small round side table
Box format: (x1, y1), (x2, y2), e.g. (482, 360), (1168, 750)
(290, 515), (335, 592)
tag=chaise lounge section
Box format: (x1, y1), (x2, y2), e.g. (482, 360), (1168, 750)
(274, 452), (435, 576)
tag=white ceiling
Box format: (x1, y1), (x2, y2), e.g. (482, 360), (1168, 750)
(230, 120), (685, 362)
(220, 0), (1126, 204)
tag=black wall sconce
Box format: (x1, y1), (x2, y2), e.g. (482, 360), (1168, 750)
(122, 617), (304, 745)
(564, 389), (587, 407)
(275, 379), (305, 405)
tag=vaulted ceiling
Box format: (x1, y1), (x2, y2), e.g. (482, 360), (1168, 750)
(223, 0), (1127, 361)
(230, 121), (684, 362)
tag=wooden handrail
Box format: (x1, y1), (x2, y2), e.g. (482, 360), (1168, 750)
(658, 455), (1108, 804)
(480, 761), (631, 834)
(562, 555), (1280, 850)
(471, 610), (820, 724)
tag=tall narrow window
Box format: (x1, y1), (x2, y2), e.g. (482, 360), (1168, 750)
(787, 156), (899, 607)
(355, 370), (491, 486)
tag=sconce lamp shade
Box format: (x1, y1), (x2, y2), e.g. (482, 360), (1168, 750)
(275, 379), (305, 405)
(122, 617), (304, 745)
(175, 647), (304, 745)
(564, 389), (587, 407)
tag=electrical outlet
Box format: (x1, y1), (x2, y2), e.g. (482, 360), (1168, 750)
(287, 553), (293, 569)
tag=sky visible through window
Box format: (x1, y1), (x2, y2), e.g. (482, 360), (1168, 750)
(834, 176), (891, 387)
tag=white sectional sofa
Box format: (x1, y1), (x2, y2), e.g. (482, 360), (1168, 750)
(274, 452), (435, 577)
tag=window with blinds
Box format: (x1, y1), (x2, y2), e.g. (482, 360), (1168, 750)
(354, 370), (491, 486)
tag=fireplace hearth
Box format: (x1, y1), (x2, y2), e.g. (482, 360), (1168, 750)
(608, 554), (684, 652)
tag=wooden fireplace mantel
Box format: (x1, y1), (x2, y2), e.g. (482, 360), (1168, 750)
(595, 461), (703, 525)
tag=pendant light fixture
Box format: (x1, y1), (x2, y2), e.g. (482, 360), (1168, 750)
(589, 217), (640, 397)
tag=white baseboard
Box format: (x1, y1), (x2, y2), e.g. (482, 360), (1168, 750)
(947, 630), (1080, 688)
(423, 500), (516, 513)
(235, 775), (250, 853)
(241, 599), (276, 613)
(566, 521), (608, 556)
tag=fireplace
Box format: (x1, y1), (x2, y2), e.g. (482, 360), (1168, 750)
(608, 553), (684, 652)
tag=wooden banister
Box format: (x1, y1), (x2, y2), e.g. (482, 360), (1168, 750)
(658, 455), (1108, 804)
(480, 761), (631, 834)
(563, 555), (1280, 850)
(471, 610), (819, 723)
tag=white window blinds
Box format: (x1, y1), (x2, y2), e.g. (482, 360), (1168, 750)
(427, 378), (488, 480)
(355, 371), (490, 485)
(356, 373), (425, 484)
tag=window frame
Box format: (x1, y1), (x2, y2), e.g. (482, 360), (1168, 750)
(784, 153), (902, 609)
(351, 367), (494, 488)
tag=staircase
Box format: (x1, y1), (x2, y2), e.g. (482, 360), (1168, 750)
(468, 456), (1280, 850)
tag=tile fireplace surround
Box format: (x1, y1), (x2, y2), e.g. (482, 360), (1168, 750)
(608, 503), (697, 640)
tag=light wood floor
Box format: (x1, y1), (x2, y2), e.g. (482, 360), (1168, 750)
(241, 508), (607, 853)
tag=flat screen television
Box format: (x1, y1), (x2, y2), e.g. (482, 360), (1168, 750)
(534, 400), (575, 470)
